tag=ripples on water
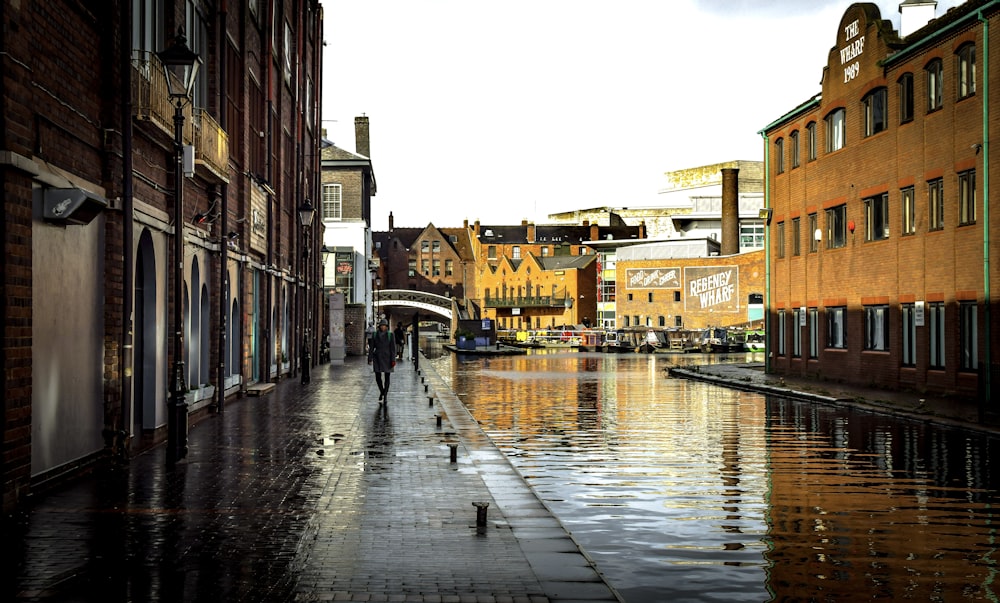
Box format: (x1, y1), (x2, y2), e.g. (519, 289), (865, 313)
(428, 347), (1000, 603)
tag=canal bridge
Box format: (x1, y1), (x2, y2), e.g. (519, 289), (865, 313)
(375, 289), (454, 321)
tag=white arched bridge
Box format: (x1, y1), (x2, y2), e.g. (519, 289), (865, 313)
(375, 289), (453, 320)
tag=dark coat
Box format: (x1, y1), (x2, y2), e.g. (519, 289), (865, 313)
(368, 328), (396, 373)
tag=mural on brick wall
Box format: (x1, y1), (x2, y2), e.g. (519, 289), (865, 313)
(684, 266), (739, 312)
(626, 268), (681, 289)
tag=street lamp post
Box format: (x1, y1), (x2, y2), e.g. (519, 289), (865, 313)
(158, 28), (201, 466)
(298, 198), (316, 384)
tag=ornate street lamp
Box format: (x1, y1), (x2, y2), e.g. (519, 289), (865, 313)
(157, 27), (201, 466)
(298, 198), (315, 384)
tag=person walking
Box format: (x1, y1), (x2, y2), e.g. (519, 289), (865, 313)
(368, 318), (396, 402)
(393, 322), (406, 360)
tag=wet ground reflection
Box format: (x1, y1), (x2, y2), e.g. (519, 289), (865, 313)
(428, 347), (1000, 602)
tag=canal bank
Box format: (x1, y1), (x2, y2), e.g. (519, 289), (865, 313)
(7, 356), (622, 603)
(668, 361), (994, 434)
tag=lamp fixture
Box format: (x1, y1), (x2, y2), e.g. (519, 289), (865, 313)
(157, 27), (201, 100)
(758, 207), (773, 226)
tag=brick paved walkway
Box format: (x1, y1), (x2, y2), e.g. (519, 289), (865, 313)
(6, 356), (620, 603)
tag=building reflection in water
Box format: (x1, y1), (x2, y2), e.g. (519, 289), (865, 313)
(432, 348), (1000, 602)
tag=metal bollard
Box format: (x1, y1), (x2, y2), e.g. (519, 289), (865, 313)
(448, 443), (458, 463)
(428, 395), (435, 407)
(436, 414), (443, 428)
(473, 501), (489, 532)
(424, 383), (429, 393)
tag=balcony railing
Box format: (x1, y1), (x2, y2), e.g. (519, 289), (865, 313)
(132, 51), (194, 142)
(484, 291), (571, 308)
(193, 108), (229, 182)
(132, 51), (228, 183)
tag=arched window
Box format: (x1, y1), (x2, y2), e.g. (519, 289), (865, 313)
(897, 73), (914, 123)
(925, 58), (943, 111)
(789, 130), (800, 168)
(957, 43), (976, 99)
(774, 137), (784, 173)
(863, 87), (887, 136)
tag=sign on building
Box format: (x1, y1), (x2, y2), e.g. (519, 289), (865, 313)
(684, 266), (739, 312)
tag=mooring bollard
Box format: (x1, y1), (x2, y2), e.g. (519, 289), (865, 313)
(428, 395), (435, 407)
(436, 414), (443, 428)
(473, 501), (489, 532)
(424, 383), (429, 393)
(448, 443), (458, 463)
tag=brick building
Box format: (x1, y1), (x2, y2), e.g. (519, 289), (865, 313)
(614, 243), (764, 331)
(1, 0), (324, 511)
(762, 0), (998, 401)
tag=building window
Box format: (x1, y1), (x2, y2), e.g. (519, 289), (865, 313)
(806, 121), (817, 161)
(792, 308), (802, 358)
(627, 293), (633, 301)
(647, 292), (654, 303)
(926, 58), (943, 112)
(421, 259), (429, 275)
(488, 245), (497, 260)
(445, 259), (453, 276)
(825, 108), (845, 152)
(622, 315), (630, 327)
(928, 178), (944, 231)
(901, 186), (916, 235)
(776, 222), (785, 259)
(928, 302), (945, 368)
(777, 310), (787, 356)
(739, 222), (765, 249)
(674, 316), (683, 327)
(421, 240), (429, 252)
(898, 72), (914, 123)
(790, 130), (800, 168)
(408, 259), (416, 278)
(863, 87), (887, 137)
(792, 217), (801, 256)
(541, 246), (550, 257)
(633, 315), (640, 326)
(512, 246), (521, 259)
(579, 247), (588, 255)
(825, 205), (847, 249)
(808, 213), (818, 252)
(959, 169), (976, 225)
(658, 316), (666, 327)
(961, 301), (978, 370)
(901, 303), (917, 366)
(674, 291), (681, 302)
(809, 307), (819, 358)
(775, 137), (784, 174)
(864, 193), (889, 241)
(322, 183), (342, 220)
(827, 306), (847, 349)
(864, 305), (889, 351)
(432, 240), (441, 252)
(957, 43), (976, 99)
(432, 259), (440, 276)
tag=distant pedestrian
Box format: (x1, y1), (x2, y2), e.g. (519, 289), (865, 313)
(368, 318), (396, 402)
(393, 322), (406, 360)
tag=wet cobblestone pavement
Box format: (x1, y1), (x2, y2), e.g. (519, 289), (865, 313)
(5, 357), (620, 603)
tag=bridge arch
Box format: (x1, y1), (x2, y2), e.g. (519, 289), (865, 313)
(375, 289), (452, 320)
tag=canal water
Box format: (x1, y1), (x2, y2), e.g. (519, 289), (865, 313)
(425, 343), (1000, 603)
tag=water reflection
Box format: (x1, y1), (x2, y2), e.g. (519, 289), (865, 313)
(427, 346), (1000, 602)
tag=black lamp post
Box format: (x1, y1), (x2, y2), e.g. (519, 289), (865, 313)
(298, 198), (316, 384)
(158, 27), (201, 466)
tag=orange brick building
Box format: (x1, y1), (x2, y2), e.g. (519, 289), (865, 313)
(762, 0), (998, 402)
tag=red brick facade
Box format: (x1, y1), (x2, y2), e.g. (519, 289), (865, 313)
(1, 1), (323, 512)
(763, 1), (999, 400)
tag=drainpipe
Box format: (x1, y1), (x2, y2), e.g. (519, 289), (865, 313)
(120, 0), (135, 435)
(980, 9), (992, 418)
(761, 133), (771, 374)
(216, 0), (229, 412)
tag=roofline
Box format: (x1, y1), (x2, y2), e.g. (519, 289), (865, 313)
(759, 94), (821, 135)
(883, 0), (1000, 66)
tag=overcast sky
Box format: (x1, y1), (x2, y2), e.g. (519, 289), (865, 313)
(321, 0), (965, 231)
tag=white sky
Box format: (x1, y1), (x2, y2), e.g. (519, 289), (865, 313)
(321, 0), (964, 231)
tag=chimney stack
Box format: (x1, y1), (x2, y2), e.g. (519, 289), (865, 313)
(720, 168), (740, 256)
(899, 0), (937, 38)
(388, 211), (394, 231)
(527, 222), (536, 243)
(355, 115), (371, 158)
